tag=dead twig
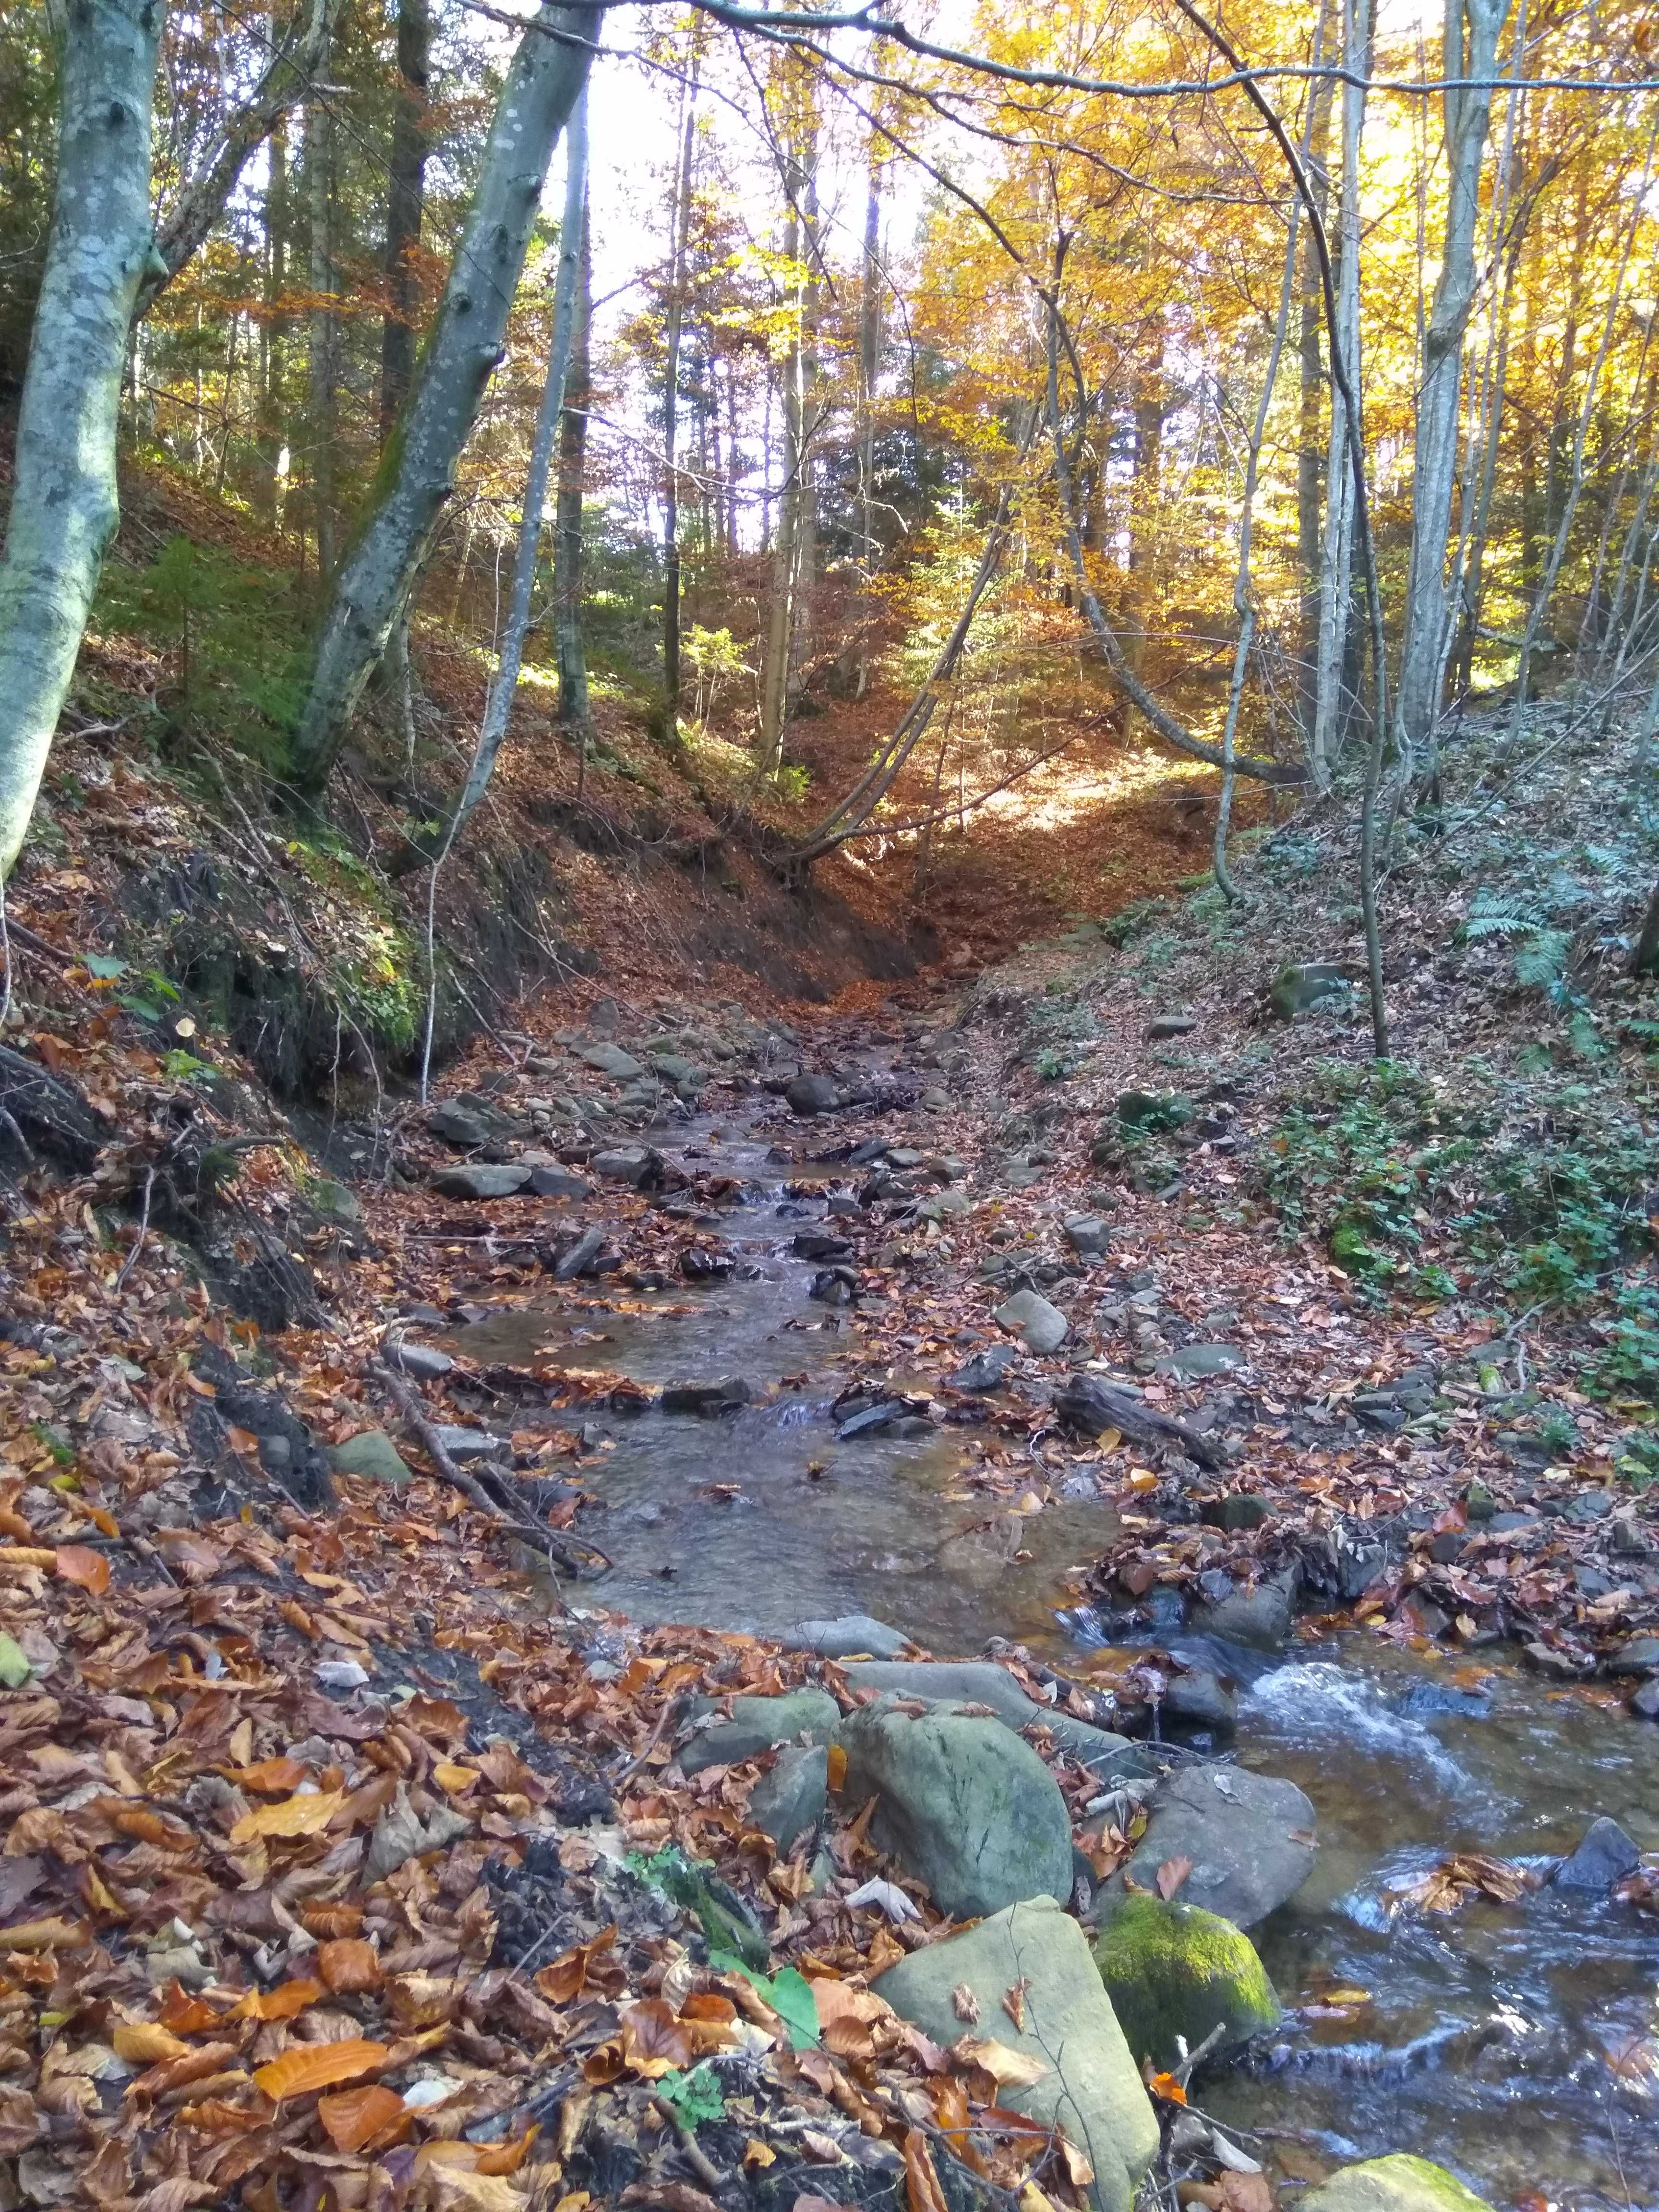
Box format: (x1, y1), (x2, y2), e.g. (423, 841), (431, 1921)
(114, 1165), (156, 1290)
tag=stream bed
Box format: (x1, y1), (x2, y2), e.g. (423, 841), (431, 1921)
(436, 1103), (1659, 2210)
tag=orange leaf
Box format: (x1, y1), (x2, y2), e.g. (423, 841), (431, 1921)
(229, 1789), (345, 1845)
(55, 1546), (110, 1596)
(904, 2127), (950, 2212)
(619, 1998), (693, 2079)
(316, 2085), (407, 2153)
(157, 1984), (229, 2036)
(1147, 2071), (1188, 2106)
(1155, 1855), (1193, 1902)
(534, 1924), (616, 2006)
(231, 1978), (323, 2023)
(825, 1743), (848, 1791)
(317, 1939), (382, 1994)
(227, 1758), (310, 1795)
(112, 2022), (192, 2065)
(253, 2039), (388, 2102)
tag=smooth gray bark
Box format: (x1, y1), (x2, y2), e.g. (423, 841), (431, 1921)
(661, 44), (699, 709)
(1392, 0), (1512, 769)
(437, 85), (588, 854)
(554, 193), (591, 731)
(0, 0), (166, 878)
(380, 0), (433, 442)
(289, 1), (599, 794)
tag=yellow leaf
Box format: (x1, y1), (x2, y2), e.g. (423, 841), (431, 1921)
(231, 1978), (323, 2023)
(744, 2140), (776, 2170)
(433, 1762), (481, 1795)
(228, 1788), (345, 1845)
(253, 2038), (387, 2101)
(951, 2036), (1048, 2088)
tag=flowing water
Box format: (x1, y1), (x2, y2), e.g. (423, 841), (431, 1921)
(436, 1094), (1659, 2210)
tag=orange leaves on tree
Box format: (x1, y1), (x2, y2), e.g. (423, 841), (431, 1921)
(252, 2038), (388, 2102)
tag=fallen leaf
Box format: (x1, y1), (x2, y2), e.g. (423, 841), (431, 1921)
(1001, 1979), (1029, 2032)
(112, 2022), (193, 2065)
(229, 1789), (346, 1845)
(317, 1938), (382, 1993)
(1156, 1854), (1193, 1901)
(231, 1978), (323, 2022)
(55, 1546), (110, 1595)
(904, 2127), (950, 2212)
(619, 1999), (693, 2079)
(951, 2035), (1046, 2087)
(252, 2038), (388, 2101)
(950, 1983), (980, 2025)
(317, 2084), (407, 2152)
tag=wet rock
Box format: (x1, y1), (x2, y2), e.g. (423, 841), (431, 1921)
(1523, 1640), (1593, 1680)
(786, 1073), (842, 1116)
(660, 1378), (752, 1417)
(836, 1399), (910, 1441)
(1606, 1634), (1659, 1677)
(553, 1226), (607, 1281)
(327, 1429), (414, 1486)
(792, 1229), (854, 1262)
(582, 1043), (645, 1080)
(1300, 2159), (1494, 2212)
(1065, 1214), (1111, 1256)
(1162, 1667), (1238, 1738)
(837, 1695), (1074, 1918)
(747, 1743), (828, 1853)
(528, 1166), (590, 1199)
(1155, 1342), (1245, 1382)
(1107, 1762), (1318, 1929)
(810, 1265), (860, 1305)
(951, 1343), (1016, 1392)
(1268, 962), (1351, 1021)
(679, 1688), (840, 1777)
(1395, 1683), (1491, 1719)
(678, 1244), (734, 1281)
(995, 1287), (1069, 1354)
(1632, 1679), (1659, 1719)
(1553, 1815), (1641, 1889)
(875, 1898), (1158, 2212)
(384, 1338), (454, 1381)
(433, 1424), (511, 1464)
(785, 1613), (910, 1660)
(430, 1162), (532, 1200)
(838, 1659), (1150, 1778)
(591, 1145), (661, 1187)
(1146, 1014), (1197, 1039)
(1190, 1565), (1299, 1650)
(1093, 1891), (1281, 2069)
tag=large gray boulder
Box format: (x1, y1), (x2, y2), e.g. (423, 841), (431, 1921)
(836, 1695), (1073, 1918)
(430, 1162), (532, 1201)
(839, 1659), (1152, 1779)
(785, 1614), (910, 1660)
(786, 1074), (842, 1116)
(1107, 1761), (1317, 1929)
(1298, 2158), (1494, 2212)
(583, 1043), (646, 1079)
(747, 1743), (828, 1854)
(1190, 1564), (1300, 1650)
(678, 1688), (840, 1777)
(995, 1287), (1069, 1354)
(875, 1899), (1158, 2212)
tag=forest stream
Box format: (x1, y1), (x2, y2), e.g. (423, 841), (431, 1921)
(429, 1058), (1659, 2212)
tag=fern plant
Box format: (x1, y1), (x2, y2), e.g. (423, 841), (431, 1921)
(1460, 888), (1573, 999)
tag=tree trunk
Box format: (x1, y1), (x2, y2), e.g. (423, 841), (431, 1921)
(661, 41), (700, 712)
(1392, 0), (1512, 769)
(854, 138), (882, 699)
(305, 74), (338, 586)
(0, 0), (166, 879)
(289, 1), (599, 796)
(379, 0), (432, 445)
(135, 0), (335, 321)
(257, 33), (289, 525)
(1310, 0), (1371, 788)
(417, 84), (588, 863)
(554, 190), (591, 732)
(1296, 0), (1334, 750)
(758, 182), (806, 771)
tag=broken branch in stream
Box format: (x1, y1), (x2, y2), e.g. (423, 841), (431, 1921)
(1054, 1372), (1224, 1470)
(368, 1358), (613, 1577)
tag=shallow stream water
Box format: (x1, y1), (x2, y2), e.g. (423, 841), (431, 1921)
(438, 1092), (1659, 2210)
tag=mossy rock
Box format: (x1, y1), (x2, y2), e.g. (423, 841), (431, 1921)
(1092, 1891), (1280, 2070)
(1299, 2157), (1495, 2212)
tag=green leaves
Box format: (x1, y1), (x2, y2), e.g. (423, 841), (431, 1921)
(707, 1953), (821, 2050)
(654, 2064), (726, 2128)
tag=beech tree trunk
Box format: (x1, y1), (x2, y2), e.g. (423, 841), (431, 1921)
(1393, 0), (1512, 769)
(306, 73), (338, 584)
(661, 44), (700, 711)
(380, 0), (432, 443)
(554, 192), (591, 732)
(0, 0), (166, 879)
(289, 1), (599, 795)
